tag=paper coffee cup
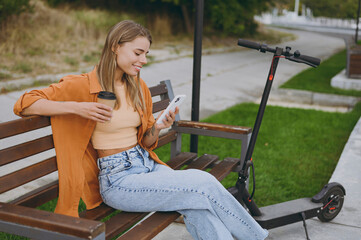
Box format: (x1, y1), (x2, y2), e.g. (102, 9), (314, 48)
(97, 91), (116, 108)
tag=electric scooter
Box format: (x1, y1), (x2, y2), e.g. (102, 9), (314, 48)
(228, 39), (346, 239)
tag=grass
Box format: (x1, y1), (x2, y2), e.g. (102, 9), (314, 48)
(280, 49), (361, 97)
(155, 102), (361, 207)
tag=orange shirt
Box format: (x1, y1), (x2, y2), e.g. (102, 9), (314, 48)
(13, 67), (166, 217)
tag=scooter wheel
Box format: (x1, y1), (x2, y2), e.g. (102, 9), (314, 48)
(317, 186), (344, 222)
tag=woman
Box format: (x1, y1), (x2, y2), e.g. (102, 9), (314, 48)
(14, 20), (268, 240)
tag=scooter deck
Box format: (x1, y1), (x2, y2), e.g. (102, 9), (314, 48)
(253, 198), (323, 229)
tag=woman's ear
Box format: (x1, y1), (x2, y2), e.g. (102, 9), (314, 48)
(112, 45), (119, 54)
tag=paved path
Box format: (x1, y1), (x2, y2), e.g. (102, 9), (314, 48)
(1, 28), (360, 239)
(141, 28), (345, 120)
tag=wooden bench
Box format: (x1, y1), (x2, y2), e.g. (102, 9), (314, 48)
(0, 80), (252, 240)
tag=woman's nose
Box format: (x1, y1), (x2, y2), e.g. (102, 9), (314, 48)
(140, 54), (147, 65)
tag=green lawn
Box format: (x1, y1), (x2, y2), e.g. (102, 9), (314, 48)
(155, 102), (361, 207)
(280, 49), (361, 97)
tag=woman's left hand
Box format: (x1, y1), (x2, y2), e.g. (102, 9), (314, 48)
(143, 107), (179, 148)
(155, 107), (179, 130)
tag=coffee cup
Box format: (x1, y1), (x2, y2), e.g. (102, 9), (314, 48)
(97, 91), (116, 108)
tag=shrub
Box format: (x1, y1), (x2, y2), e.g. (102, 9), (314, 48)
(0, 0), (31, 26)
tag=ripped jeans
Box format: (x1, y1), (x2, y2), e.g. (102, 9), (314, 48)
(97, 145), (268, 240)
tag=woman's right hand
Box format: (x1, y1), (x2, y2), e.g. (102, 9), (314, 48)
(21, 99), (112, 123)
(75, 102), (113, 123)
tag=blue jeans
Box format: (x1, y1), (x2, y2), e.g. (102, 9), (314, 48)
(97, 145), (268, 240)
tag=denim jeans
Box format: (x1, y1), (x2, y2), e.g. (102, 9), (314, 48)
(97, 145), (268, 240)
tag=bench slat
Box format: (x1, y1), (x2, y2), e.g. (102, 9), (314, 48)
(117, 156), (239, 240)
(149, 83), (168, 97)
(0, 116), (50, 139)
(166, 152), (197, 169)
(0, 202), (105, 239)
(208, 157), (239, 180)
(105, 212), (149, 240)
(0, 135), (54, 166)
(156, 130), (177, 149)
(0, 157), (57, 194)
(153, 99), (170, 113)
(10, 180), (59, 208)
(176, 120), (252, 135)
(79, 203), (114, 220)
(116, 212), (179, 240)
(185, 154), (218, 170)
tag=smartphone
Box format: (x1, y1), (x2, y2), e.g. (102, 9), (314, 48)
(156, 95), (186, 124)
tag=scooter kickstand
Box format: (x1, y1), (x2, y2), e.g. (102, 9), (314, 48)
(301, 212), (311, 240)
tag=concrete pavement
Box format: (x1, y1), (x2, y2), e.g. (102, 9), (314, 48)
(1, 28), (360, 239)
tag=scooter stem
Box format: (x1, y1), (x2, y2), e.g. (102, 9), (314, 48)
(236, 47), (284, 216)
(240, 47), (284, 176)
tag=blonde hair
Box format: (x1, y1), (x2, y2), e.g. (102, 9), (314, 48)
(97, 20), (152, 112)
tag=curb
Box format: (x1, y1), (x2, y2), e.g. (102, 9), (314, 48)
(331, 69), (361, 91)
(270, 88), (361, 109)
(0, 67), (94, 91)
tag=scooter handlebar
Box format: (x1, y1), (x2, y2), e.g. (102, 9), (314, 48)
(295, 53), (321, 67)
(238, 38), (321, 67)
(237, 39), (262, 51)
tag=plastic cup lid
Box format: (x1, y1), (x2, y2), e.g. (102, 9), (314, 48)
(98, 91), (116, 100)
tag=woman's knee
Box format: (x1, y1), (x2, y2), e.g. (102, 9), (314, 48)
(184, 169), (221, 189)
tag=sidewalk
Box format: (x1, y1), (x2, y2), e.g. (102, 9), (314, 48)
(1, 28), (360, 239)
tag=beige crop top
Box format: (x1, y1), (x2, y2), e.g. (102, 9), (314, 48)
(91, 83), (141, 150)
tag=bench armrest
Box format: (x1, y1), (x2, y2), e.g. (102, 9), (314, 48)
(173, 120), (252, 140)
(170, 121), (252, 163)
(0, 202), (105, 240)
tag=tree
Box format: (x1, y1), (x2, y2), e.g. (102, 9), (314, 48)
(302, 0), (358, 19)
(44, 0), (271, 36)
(0, 0), (31, 28)
(205, 0), (270, 36)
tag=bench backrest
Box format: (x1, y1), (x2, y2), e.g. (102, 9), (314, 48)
(0, 80), (176, 208)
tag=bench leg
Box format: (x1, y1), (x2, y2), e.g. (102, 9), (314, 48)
(170, 132), (182, 158)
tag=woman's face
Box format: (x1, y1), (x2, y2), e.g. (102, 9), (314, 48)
(114, 36), (150, 78)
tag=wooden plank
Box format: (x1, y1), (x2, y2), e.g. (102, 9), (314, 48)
(166, 152), (197, 170)
(350, 54), (361, 60)
(176, 120), (252, 135)
(156, 130), (177, 149)
(80, 203), (115, 221)
(0, 157), (57, 194)
(0, 135), (54, 166)
(0, 202), (105, 239)
(185, 154), (219, 170)
(105, 212), (149, 240)
(116, 212), (179, 240)
(0, 116), (50, 139)
(149, 84), (168, 97)
(208, 158), (239, 181)
(153, 99), (170, 113)
(10, 181), (59, 208)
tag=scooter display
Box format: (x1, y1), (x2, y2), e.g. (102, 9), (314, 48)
(228, 39), (345, 239)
